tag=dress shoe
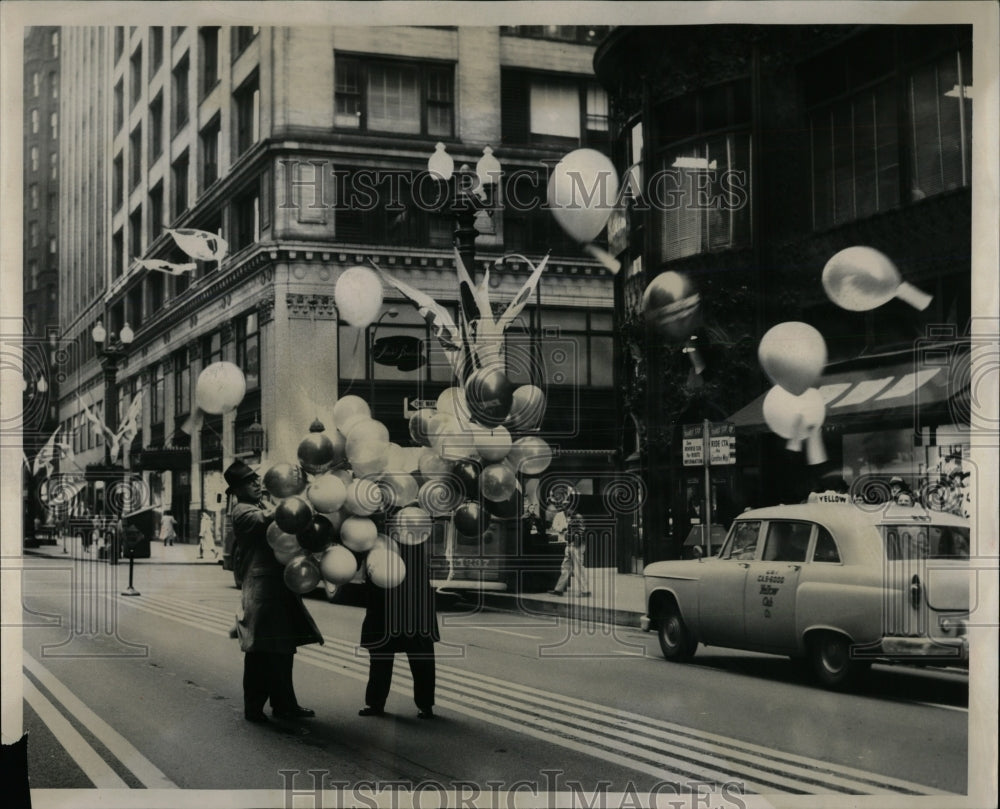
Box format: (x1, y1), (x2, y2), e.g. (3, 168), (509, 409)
(358, 706), (385, 717)
(272, 706), (315, 719)
(417, 708), (435, 720)
(245, 710), (269, 723)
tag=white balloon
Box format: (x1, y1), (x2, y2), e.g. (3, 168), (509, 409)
(546, 149), (619, 243)
(367, 548), (406, 588)
(195, 362), (246, 414)
(320, 544), (359, 585)
(335, 266), (384, 327)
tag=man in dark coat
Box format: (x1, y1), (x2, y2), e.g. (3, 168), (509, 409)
(358, 540), (439, 719)
(226, 460), (323, 723)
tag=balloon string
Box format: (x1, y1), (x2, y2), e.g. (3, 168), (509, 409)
(339, 329), (364, 397)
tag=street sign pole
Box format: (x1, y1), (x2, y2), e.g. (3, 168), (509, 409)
(702, 418), (712, 555)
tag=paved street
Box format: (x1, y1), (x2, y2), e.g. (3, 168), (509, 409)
(14, 549), (969, 801)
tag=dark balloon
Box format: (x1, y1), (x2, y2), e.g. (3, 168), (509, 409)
(275, 495), (314, 534)
(641, 271), (702, 341)
(298, 514), (334, 552)
(453, 501), (484, 537)
(465, 365), (514, 428)
(484, 489), (523, 521)
(451, 459), (482, 499)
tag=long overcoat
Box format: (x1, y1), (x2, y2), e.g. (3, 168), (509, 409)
(360, 541), (439, 652)
(232, 500), (323, 654)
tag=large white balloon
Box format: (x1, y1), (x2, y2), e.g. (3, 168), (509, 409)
(546, 149), (619, 243)
(320, 544), (360, 585)
(367, 547), (406, 588)
(762, 386), (827, 465)
(195, 362), (246, 414)
(822, 246), (932, 312)
(335, 266), (384, 327)
(757, 322), (827, 396)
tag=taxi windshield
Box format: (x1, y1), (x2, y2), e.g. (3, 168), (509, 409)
(881, 524), (970, 560)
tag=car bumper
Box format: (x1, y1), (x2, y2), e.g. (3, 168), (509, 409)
(640, 615), (651, 632)
(881, 635), (968, 662)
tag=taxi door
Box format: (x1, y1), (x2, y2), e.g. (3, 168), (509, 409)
(696, 520), (761, 648)
(743, 520), (812, 652)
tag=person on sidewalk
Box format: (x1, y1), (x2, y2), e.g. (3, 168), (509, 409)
(358, 540), (438, 720)
(158, 510), (178, 547)
(226, 460), (323, 723)
(549, 511), (591, 597)
(197, 510), (218, 559)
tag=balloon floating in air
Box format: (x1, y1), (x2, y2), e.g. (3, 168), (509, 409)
(822, 246), (932, 312)
(195, 361), (246, 414)
(758, 322), (827, 397)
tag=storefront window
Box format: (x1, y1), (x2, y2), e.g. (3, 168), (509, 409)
(235, 311), (260, 389)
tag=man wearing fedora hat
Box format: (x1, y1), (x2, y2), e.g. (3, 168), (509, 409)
(225, 459), (323, 723)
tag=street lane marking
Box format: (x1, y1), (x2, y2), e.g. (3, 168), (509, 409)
(118, 592), (957, 795)
(22, 678), (128, 788)
(473, 627), (544, 639)
(914, 701), (968, 713)
(23, 652), (177, 789)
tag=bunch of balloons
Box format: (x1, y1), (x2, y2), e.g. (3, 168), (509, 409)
(759, 322), (828, 465)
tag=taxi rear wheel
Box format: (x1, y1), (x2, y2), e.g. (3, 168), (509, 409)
(657, 608), (697, 662)
(810, 632), (869, 690)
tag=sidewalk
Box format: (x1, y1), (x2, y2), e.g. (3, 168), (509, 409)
(23, 534), (222, 566)
(24, 538), (648, 628)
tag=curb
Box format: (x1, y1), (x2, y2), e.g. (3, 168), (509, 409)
(475, 591), (645, 630)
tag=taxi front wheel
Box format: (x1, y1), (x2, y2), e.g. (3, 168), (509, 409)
(810, 632), (870, 690)
(657, 608), (698, 662)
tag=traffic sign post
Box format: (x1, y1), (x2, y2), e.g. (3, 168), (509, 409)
(683, 421), (736, 554)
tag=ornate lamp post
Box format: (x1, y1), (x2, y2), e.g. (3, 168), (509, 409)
(91, 320), (134, 467)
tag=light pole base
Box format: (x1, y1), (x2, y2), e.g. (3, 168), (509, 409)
(121, 587), (141, 597)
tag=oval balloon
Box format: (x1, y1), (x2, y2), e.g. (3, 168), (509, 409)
(377, 472), (420, 510)
(546, 148), (619, 243)
(465, 365), (514, 428)
(333, 395), (371, 438)
(298, 514), (335, 552)
(417, 477), (465, 517)
(297, 430), (343, 474)
(481, 462), (517, 503)
(346, 419), (391, 459)
(418, 449), (454, 479)
(451, 459), (481, 499)
(507, 436), (553, 476)
(340, 516), (379, 553)
(762, 386), (826, 443)
(506, 385), (546, 432)
(266, 521), (298, 550)
(272, 532), (304, 565)
(641, 271), (702, 341)
(758, 322), (828, 396)
(263, 462), (307, 498)
(335, 266), (384, 328)
(485, 487), (523, 521)
(475, 425), (512, 462)
(408, 408), (436, 446)
(388, 506), (433, 546)
(195, 361), (247, 415)
(307, 474), (348, 514)
(275, 495), (314, 535)
(283, 554), (321, 594)
(822, 246), (898, 312)
(319, 544), (359, 585)
(344, 478), (384, 516)
(366, 548), (406, 589)
(436, 387), (469, 420)
(453, 501), (483, 537)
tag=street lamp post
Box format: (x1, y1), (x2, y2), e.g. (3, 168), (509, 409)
(368, 308), (399, 406)
(91, 320), (134, 467)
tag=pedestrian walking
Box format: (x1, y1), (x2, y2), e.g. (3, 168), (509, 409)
(198, 510), (218, 559)
(549, 511), (591, 597)
(225, 460), (323, 723)
(358, 540), (439, 719)
(158, 510), (177, 547)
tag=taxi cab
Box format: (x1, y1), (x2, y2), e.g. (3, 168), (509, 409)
(641, 502), (970, 689)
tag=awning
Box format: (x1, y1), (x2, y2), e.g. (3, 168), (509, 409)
(729, 350), (964, 432)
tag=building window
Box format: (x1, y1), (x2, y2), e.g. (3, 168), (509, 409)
(28, 260), (39, 290)
(49, 152), (57, 179)
(200, 117), (220, 188)
(174, 349), (191, 416)
(149, 93), (163, 161)
(32, 72), (40, 97)
(113, 153), (124, 211)
(172, 56), (189, 132)
(31, 109), (39, 134)
(114, 27), (125, 61)
(199, 27), (220, 97)
(130, 124), (143, 188)
(232, 185), (260, 252)
(235, 311), (260, 390)
(31, 146), (39, 172)
(651, 78), (752, 263)
(172, 151), (189, 217)
(48, 236), (57, 254)
(130, 206), (143, 259)
(48, 194), (58, 226)
(149, 183), (163, 242)
(203, 331), (223, 365)
(28, 221), (38, 248)
(334, 55), (454, 137)
(50, 30), (59, 58)
(114, 80), (124, 133)
(233, 26), (259, 57)
(49, 71), (58, 99)
(130, 45), (143, 109)
(151, 364), (165, 426)
(29, 184), (39, 210)
(50, 111), (58, 140)
(172, 26), (185, 44)
(150, 27), (164, 76)
(501, 71), (611, 151)
(234, 73), (260, 156)
(112, 229), (124, 278)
